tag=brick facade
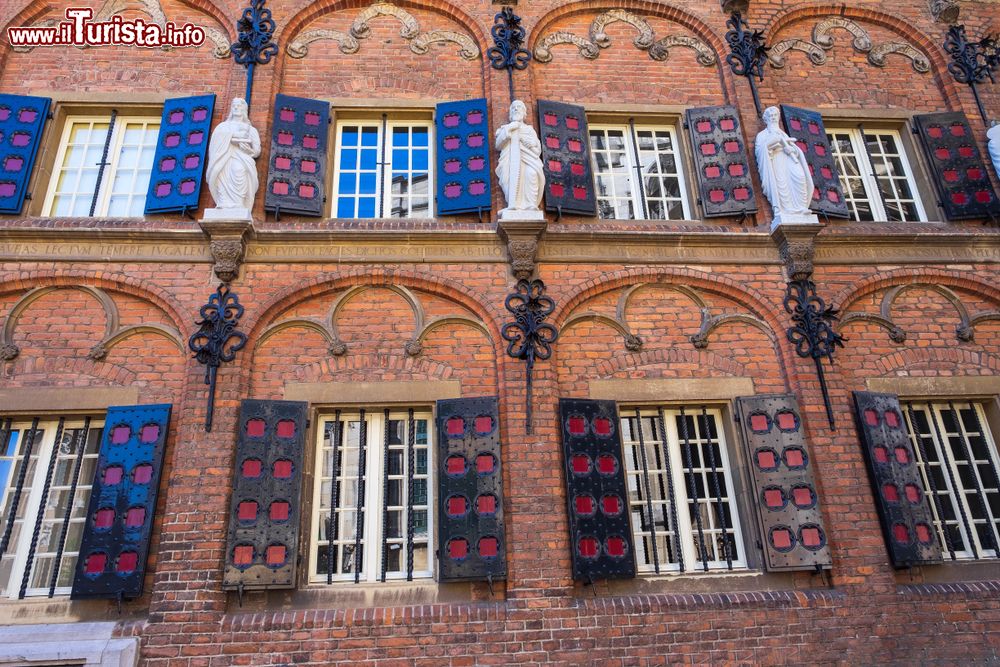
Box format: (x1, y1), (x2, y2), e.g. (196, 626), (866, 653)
(1, 0), (1000, 664)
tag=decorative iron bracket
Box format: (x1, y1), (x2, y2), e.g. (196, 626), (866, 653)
(943, 25), (999, 124)
(487, 6), (531, 102)
(501, 280), (558, 434)
(724, 11), (769, 118)
(189, 285), (248, 431)
(231, 0), (278, 106)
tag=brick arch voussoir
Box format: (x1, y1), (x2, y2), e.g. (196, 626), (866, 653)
(873, 346), (1000, 376)
(9, 354), (139, 386)
(763, 3), (960, 111)
(292, 352), (456, 384)
(594, 346), (748, 379)
(835, 267), (1000, 315)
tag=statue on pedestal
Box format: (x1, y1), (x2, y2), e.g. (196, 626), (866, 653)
(205, 98), (261, 219)
(495, 100), (545, 221)
(755, 106), (817, 227)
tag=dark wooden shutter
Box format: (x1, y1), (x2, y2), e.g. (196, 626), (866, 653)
(264, 94), (329, 217)
(779, 105), (849, 218)
(853, 391), (941, 567)
(913, 112), (998, 220)
(537, 100), (597, 216)
(685, 105), (758, 218)
(71, 404), (172, 599)
(559, 398), (636, 581)
(0, 94), (50, 215)
(435, 397), (506, 582)
(223, 400), (308, 590)
(144, 94), (215, 214)
(736, 394), (832, 571)
(435, 99), (491, 216)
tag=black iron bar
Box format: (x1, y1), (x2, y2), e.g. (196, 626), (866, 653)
(380, 409), (390, 582)
(188, 285), (247, 432)
(88, 110), (117, 217)
(904, 404), (955, 560)
(928, 404), (977, 559)
(486, 7), (530, 103)
(947, 402), (999, 555)
(230, 0), (277, 107)
(354, 410), (367, 582)
(326, 411), (342, 585)
(700, 407), (732, 570)
(633, 409), (660, 573)
(406, 409), (415, 581)
(50, 419), (90, 596)
(501, 280), (557, 434)
(943, 25), (1000, 124)
(377, 114), (388, 218)
(656, 408), (684, 572)
(627, 120), (650, 220)
(20, 418), (64, 598)
(724, 12), (768, 118)
(679, 407), (709, 571)
(0, 418), (40, 560)
(964, 403), (1000, 554)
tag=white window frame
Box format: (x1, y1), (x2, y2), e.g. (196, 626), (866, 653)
(903, 400), (1000, 560)
(588, 122), (692, 221)
(0, 416), (104, 599)
(41, 115), (160, 217)
(620, 406), (747, 575)
(826, 127), (927, 223)
(331, 118), (435, 220)
(308, 408), (435, 584)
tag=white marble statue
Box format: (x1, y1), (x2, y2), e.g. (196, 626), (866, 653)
(988, 122), (1000, 183)
(205, 98), (261, 218)
(755, 106), (817, 227)
(495, 100), (545, 221)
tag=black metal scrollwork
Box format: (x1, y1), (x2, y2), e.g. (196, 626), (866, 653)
(487, 6), (531, 102)
(724, 11), (769, 118)
(501, 280), (558, 434)
(231, 0), (278, 106)
(784, 279), (846, 430)
(189, 285), (248, 432)
(944, 25), (999, 124)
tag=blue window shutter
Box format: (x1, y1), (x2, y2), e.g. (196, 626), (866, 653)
(0, 94), (51, 215)
(144, 94), (215, 215)
(71, 403), (172, 600)
(264, 94), (329, 217)
(435, 98), (492, 216)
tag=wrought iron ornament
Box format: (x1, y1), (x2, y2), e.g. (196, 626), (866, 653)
(231, 0), (278, 106)
(943, 25), (1000, 123)
(501, 280), (558, 434)
(189, 285), (248, 431)
(724, 11), (769, 117)
(487, 6), (531, 102)
(783, 279), (846, 429)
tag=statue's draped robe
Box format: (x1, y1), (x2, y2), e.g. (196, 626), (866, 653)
(754, 126), (814, 216)
(496, 122), (544, 211)
(207, 120), (261, 210)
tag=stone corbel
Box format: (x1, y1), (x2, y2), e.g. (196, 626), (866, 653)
(721, 0), (750, 13)
(771, 223), (821, 281)
(929, 0), (960, 25)
(498, 219), (546, 280)
(199, 218), (254, 283)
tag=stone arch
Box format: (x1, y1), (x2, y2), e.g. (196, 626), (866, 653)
(873, 346), (1000, 376)
(291, 352), (457, 384)
(596, 346), (750, 379)
(835, 267), (1000, 316)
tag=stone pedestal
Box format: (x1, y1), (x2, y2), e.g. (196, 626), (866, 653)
(199, 217), (255, 283)
(770, 212), (819, 233)
(202, 207), (253, 222)
(498, 208), (545, 223)
(498, 218), (547, 280)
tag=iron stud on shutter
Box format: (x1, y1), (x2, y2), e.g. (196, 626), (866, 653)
(685, 105), (758, 218)
(913, 112), (998, 221)
(144, 94), (215, 216)
(71, 404), (172, 600)
(559, 398), (636, 581)
(435, 99), (492, 217)
(223, 400), (308, 591)
(537, 100), (597, 217)
(0, 94), (51, 215)
(853, 391), (940, 567)
(436, 397), (507, 583)
(779, 105), (849, 219)
(264, 94), (329, 218)
(736, 394), (832, 571)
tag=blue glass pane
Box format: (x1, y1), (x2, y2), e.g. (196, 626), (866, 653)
(413, 127), (429, 147)
(392, 149), (409, 170)
(340, 149), (357, 170)
(360, 173), (377, 194)
(358, 197), (376, 217)
(413, 150), (428, 171)
(337, 197), (354, 218)
(342, 127), (358, 147)
(361, 149), (377, 170)
(0, 459), (10, 489)
(361, 127), (378, 146)
(392, 128), (409, 147)
(338, 173), (356, 194)
(4, 431), (18, 456)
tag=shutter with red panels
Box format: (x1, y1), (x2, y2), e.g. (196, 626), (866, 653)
(779, 105), (849, 218)
(685, 105), (757, 217)
(435, 397), (507, 582)
(913, 112), (998, 220)
(853, 391), (940, 567)
(144, 94), (215, 214)
(736, 394), (831, 571)
(435, 99), (492, 216)
(559, 398), (636, 581)
(537, 100), (597, 216)
(223, 400), (308, 590)
(71, 404), (172, 599)
(264, 94), (329, 217)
